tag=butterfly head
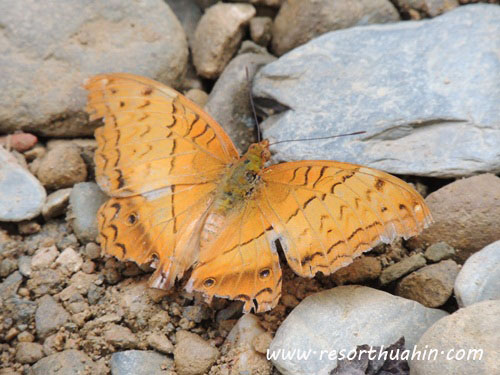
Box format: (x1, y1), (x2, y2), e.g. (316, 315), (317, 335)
(245, 140), (271, 171)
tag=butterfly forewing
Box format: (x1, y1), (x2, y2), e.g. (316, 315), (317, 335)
(260, 161), (432, 277)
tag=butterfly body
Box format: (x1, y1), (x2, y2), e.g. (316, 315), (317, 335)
(85, 73), (433, 313)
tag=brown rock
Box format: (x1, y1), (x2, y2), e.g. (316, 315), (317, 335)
(192, 3), (256, 79)
(42, 188), (72, 219)
(252, 331), (273, 355)
(104, 324), (138, 349)
(272, 0), (399, 56)
(36, 144), (87, 190)
(184, 88), (209, 107)
(393, 0), (459, 18)
(147, 332), (174, 354)
(396, 260), (460, 307)
(424, 242), (456, 262)
(15, 342), (44, 364)
(174, 330), (220, 375)
(409, 174), (500, 263)
(250, 17), (273, 47)
(332, 256), (382, 285)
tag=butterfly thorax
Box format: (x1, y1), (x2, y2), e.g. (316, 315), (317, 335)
(213, 140), (271, 214)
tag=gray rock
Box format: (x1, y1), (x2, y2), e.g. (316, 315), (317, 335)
(424, 241), (456, 262)
(192, 2), (256, 79)
(409, 174), (500, 262)
(0, 147), (46, 221)
(42, 188), (72, 219)
(254, 5), (500, 178)
(35, 295), (70, 339)
(18, 256), (32, 277)
(67, 182), (108, 243)
(410, 300), (500, 375)
(110, 350), (173, 375)
(454, 240), (500, 307)
(165, 0), (202, 47)
(33, 349), (96, 375)
(272, 0), (399, 56)
(205, 52), (276, 151)
(0, 271), (23, 300)
(0, 0), (188, 137)
(269, 286), (447, 375)
(396, 259), (459, 307)
(0, 258), (18, 278)
(379, 253), (427, 285)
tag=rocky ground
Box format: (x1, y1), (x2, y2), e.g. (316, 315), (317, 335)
(1, 1), (499, 374)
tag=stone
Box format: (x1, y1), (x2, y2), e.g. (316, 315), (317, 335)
(104, 324), (138, 349)
(192, 3), (256, 79)
(165, 0), (202, 46)
(0, 132), (38, 152)
(67, 182), (108, 243)
(15, 342), (44, 364)
(396, 259), (460, 307)
(331, 256), (382, 285)
(221, 314), (272, 375)
(32, 349), (96, 375)
(0, 271), (23, 300)
(18, 256), (32, 277)
(182, 305), (211, 323)
(36, 144), (87, 190)
(27, 268), (64, 297)
(410, 300), (500, 375)
(254, 5), (500, 178)
(17, 220), (41, 235)
(205, 51), (276, 151)
(55, 247), (83, 276)
(0, 258), (18, 278)
(271, 0), (399, 56)
(454, 240), (500, 307)
(0, 147), (46, 221)
(269, 286), (447, 375)
(174, 330), (220, 375)
(84, 242), (101, 260)
(240, 0), (283, 7)
(250, 17), (273, 47)
(31, 246), (59, 271)
(393, 0), (459, 18)
(147, 332), (174, 354)
(379, 254), (427, 285)
(0, 0), (188, 137)
(409, 174), (500, 262)
(42, 188), (72, 219)
(424, 241), (456, 262)
(110, 350), (173, 375)
(185, 88), (209, 107)
(35, 295), (70, 339)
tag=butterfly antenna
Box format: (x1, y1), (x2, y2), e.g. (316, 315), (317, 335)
(246, 67), (261, 143)
(269, 131), (366, 146)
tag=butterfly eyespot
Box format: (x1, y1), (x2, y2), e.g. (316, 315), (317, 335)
(203, 278), (216, 288)
(259, 268), (271, 279)
(127, 213), (138, 225)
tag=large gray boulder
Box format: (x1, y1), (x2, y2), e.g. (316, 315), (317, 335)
(0, 0), (188, 137)
(253, 5), (500, 178)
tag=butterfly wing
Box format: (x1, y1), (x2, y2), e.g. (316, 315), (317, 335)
(85, 73), (239, 197)
(85, 73), (239, 288)
(259, 161), (432, 278)
(186, 200), (283, 313)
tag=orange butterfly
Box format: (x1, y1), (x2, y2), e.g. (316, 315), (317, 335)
(85, 73), (432, 313)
